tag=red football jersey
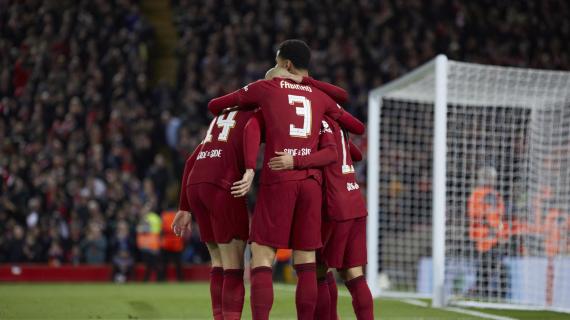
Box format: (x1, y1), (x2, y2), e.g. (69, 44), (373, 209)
(321, 116), (367, 220)
(209, 78), (346, 185)
(187, 110), (255, 190)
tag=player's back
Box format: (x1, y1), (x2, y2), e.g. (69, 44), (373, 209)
(188, 110), (255, 189)
(253, 78), (343, 184)
(322, 116), (366, 220)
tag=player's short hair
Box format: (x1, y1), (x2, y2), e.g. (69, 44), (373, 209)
(277, 39), (311, 70)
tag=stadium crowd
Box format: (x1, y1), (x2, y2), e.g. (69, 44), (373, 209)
(1, 0), (569, 267)
(0, 0), (210, 267)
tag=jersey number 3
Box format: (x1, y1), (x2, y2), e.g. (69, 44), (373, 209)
(203, 111), (238, 143)
(288, 95), (312, 138)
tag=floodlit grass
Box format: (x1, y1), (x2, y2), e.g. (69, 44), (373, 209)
(0, 283), (567, 319)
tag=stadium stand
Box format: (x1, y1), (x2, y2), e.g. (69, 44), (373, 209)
(1, 0), (569, 269)
(0, 0), (214, 268)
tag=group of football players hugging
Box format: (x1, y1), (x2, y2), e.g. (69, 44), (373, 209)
(172, 39), (374, 320)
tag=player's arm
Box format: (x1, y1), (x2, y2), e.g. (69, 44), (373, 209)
(269, 121), (338, 171)
(348, 140), (363, 162)
(302, 77), (348, 104)
(207, 80), (266, 116)
(231, 112), (264, 197)
(178, 146), (200, 211)
(324, 100), (365, 135)
(173, 147), (199, 237)
(243, 111), (264, 170)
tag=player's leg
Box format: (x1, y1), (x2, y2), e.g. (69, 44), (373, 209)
(316, 219), (336, 320)
(219, 239), (247, 320)
(248, 182), (297, 320)
(326, 271), (339, 320)
(250, 242), (277, 320)
(206, 242), (224, 320)
(209, 185), (250, 320)
(187, 184), (223, 320)
(338, 217), (373, 320)
(320, 219), (351, 320)
(338, 265), (372, 320)
(291, 178), (323, 320)
(315, 263), (331, 320)
(292, 250), (318, 320)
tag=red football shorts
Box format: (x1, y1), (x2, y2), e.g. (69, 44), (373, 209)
(318, 216), (367, 269)
(186, 183), (249, 243)
(250, 178), (322, 250)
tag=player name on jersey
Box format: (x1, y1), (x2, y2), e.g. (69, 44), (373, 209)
(279, 80), (312, 92)
(197, 149), (223, 160)
(283, 148), (312, 156)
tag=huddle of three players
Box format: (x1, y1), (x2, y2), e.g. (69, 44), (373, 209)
(173, 39), (374, 320)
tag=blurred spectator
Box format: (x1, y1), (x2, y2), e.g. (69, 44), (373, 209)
(111, 220), (135, 282)
(532, 187), (570, 257)
(160, 210), (184, 281)
(6, 225), (26, 263)
(147, 155), (169, 210)
(47, 241), (65, 266)
(80, 223), (107, 265)
(468, 166), (507, 298)
(136, 204), (162, 281)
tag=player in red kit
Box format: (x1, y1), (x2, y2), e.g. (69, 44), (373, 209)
(172, 108), (255, 320)
(207, 40), (365, 320)
(270, 117), (373, 320)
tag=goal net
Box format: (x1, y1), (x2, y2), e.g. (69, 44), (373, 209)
(366, 55), (570, 312)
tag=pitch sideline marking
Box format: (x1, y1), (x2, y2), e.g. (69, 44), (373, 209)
(400, 299), (429, 307)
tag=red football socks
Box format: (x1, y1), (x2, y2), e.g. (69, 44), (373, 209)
(223, 269), (245, 320)
(327, 271), (339, 320)
(315, 276), (331, 320)
(294, 263), (318, 320)
(345, 276), (374, 320)
(210, 267), (224, 320)
(250, 266), (274, 320)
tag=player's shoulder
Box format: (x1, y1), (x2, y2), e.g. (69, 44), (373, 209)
(242, 79), (273, 92)
(323, 113), (341, 130)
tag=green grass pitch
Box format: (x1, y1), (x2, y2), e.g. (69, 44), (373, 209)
(0, 283), (566, 319)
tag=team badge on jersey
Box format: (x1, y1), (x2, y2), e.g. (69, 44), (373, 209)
(320, 120), (333, 134)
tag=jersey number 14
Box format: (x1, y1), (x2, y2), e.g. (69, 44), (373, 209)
(203, 111), (238, 143)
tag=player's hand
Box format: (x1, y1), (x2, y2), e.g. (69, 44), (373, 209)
(268, 152), (294, 171)
(231, 169), (255, 197)
(171, 210), (192, 237)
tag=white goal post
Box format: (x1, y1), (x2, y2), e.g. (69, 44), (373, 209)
(366, 55), (570, 312)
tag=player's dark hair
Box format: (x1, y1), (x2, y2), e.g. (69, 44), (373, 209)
(277, 39), (311, 70)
